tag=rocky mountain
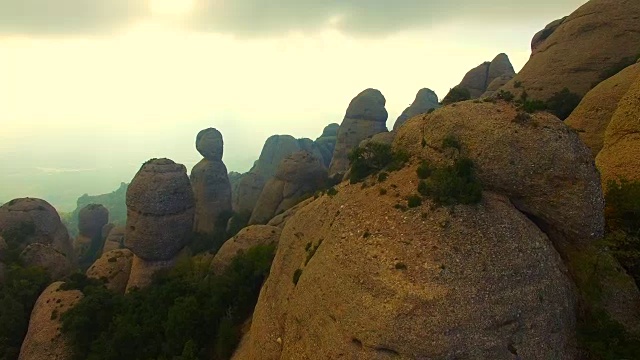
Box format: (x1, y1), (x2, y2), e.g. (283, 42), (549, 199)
(393, 88), (440, 131)
(443, 53), (515, 100)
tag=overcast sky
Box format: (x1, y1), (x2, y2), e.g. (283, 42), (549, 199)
(0, 0), (588, 211)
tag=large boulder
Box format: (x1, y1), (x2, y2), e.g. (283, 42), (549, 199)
(125, 158), (195, 261)
(395, 101), (604, 244)
(18, 282), (83, 360)
(196, 128), (224, 161)
(87, 249), (133, 294)
(0, 198), (74, 260)
(448, 54), (515, 100)
(102, 226), (125, 253)
(500, 0), (640, 101)
(393, 88), (440, 131)
(235, 185), (576, 359)
(596, 72), (640, 187)
(328, 89), (389, 178)
(249, 151), (327, 225)
(315, 123), (340, 168)
(211, 225), (281, 275)
(66, 182), (128, 239)
(191, 129), (233, 235)
(20, 243), (74, 280)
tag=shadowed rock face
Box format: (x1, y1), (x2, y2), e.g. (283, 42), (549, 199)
(328, 89), (389, 178)
(20, 243), (74, 280)
(393, 88), (440, 131)
(125, 158), (195, 261)
(19, 282), (83, 360)
(196, 128), (224, 161)
(249, 151), (327, 225)
(191, 128), (233, 235)
(500, 0), (640, 101)
(75, 204), (109, 267)
(103, 226), (125, 253)
(449, 53), (516, 99)
(531, 17), (567, 52)
(0, 198), (74, 260)
(315, 123), (340, 168)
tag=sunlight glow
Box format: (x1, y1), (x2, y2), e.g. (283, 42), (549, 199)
(149, 0), (196, 16)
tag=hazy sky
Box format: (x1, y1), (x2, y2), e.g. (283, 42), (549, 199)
(0, 0), (588, 211)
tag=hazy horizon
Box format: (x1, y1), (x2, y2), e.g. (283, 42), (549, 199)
(0, 0), (588, 211)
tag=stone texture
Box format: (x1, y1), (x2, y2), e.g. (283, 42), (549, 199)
(249, 151), (327, 225)
(211, 225), (281, 275)
(191, 158), (232, 235)
(358, 131), (396, 149)
(328, 89), (388, 178)
(500, 0), (640, 101)
(566, 62), (640, 157)
(596, 72), (640, 187)
(20, 243), (74, 280)
(103, 226), (125, 253)
(531, 17), (567, 52)
(87, 249), (133, 294)
(235, 185), (576, 360)
(395, 101), (604, 244)
(393, 88), (440, 131)
(125, 158), (195, 261)
(18, 282), (83, 360)
(75, 204), (109, 267)
(451, 54), (515, 99)
(315, 124), (340, 168)
(482, 74), (515, 98)
(196, 128), (224, 161)
(0, 198), (74, 260)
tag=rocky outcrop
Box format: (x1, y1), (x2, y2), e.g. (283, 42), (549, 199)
(596, 71), (640, 187)
(393, 88), (440, 131)
(267, 198), (314, 229)
(66, 182), (128, 238)
(18, 282), (83, 360)
(448, 54), (515, 99)
(500, 0), (640, 101)
(191, 128), (232, 235)
(249, 152), (327, 225)
(74, 204), (109, 267)
(233, 135), (324, 214)
(0, 198), (74, 260)
(531, 17), (567, 53)
(87, 249), (133, 294)
(481, 74), (515, 98)
(395, 101), (604, 244)
(328, 89), (389, 178)
(126, 249), (189, 292)
(566, 62), (640, 157)
(102, 226), (125, 253)
(211, 225), (281, 275)
(125, 158), (194, 289)
(358, 131), (396, 149)
(235, 100), (609, 360)
(315, 124), (339, 168)
(20, 243), (73, 280)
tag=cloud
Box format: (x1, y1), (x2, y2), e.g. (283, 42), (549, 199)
(0, 0), (587, 36)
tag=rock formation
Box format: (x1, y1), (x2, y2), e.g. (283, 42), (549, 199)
(74, 203), (109, 268)
(500, 0), (640, 101)
(393, 88), (440, 131)
(66, 182), (128, 238)
(531, 17), (567, 53)
(211, 225), (281, 275)
(20, 243), (73, 280)
(446, 54), (515, 100)
(102, 226), (125, 253)
(249, 151), (328, 225)
(18, 282), (83, 360)
(596, 71), (640, 187)
(328, 89), (389, 178)
(191, 128), (233, 234)
(233, 135), (324, 214)
(86, 249), (133, 294)
(566, 62), (640, 157)
(0, 198), (74, 260)
(125, 158), (195, 289)
(315, 123), (340, 167)
(358, 131), (396, 149)
(235, 100), (607, 359)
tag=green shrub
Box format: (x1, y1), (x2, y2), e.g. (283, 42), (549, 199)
(442, 135), (461, 150)
(427, 108), (436, 114)
(407, 195), (422, 208)
(545, 88), (581, 120)
(395, 262), (407, 270)
(377, 172), (389, 183)
(441, 86), (471, 105)
(379, 188), (387, 196)
(496, 90), (514, 102)
(514, 80), (522, 88)
(418, 158), (482, 206)
(62, 244), (276, 360)
(326, 187), (338, 197)
(521, 99), (547, 114)
(348, 143), (408, 184)
(416, 161), (433, 179)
